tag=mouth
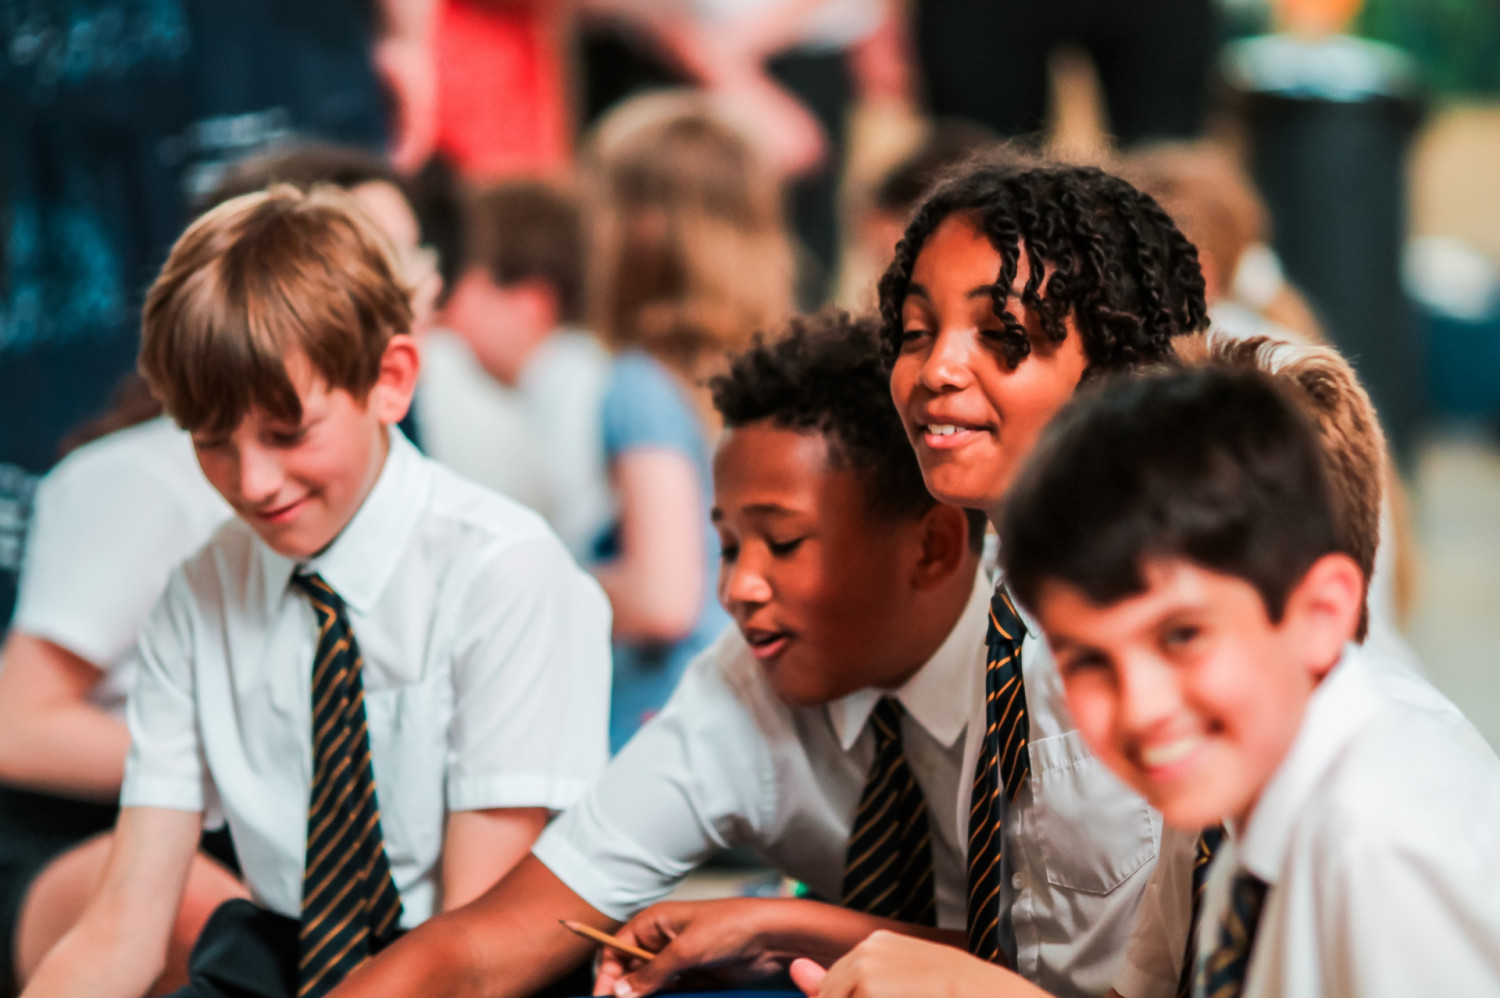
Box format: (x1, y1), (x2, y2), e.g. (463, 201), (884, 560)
(742, 626), (793, 662)
(1134, 733), (1207, 784)
(253, 495), (311, 525)
(917, 422), (991, 451)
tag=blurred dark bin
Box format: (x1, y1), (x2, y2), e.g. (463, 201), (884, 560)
(1226, 36), (1427, 462)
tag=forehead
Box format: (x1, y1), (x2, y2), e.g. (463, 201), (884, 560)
(1037, 558), (1266, 643)
(712, 422), (867, 518)
(908, 213), (1035, 297)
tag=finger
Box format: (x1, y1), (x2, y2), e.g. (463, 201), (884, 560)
(593, 950), (625, 996)
(789, 957), (827, 996)
(616, 939), (693, 998)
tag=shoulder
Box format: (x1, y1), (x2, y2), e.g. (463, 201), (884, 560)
(419, 456), (565, 551)
(601, 352), (705, 458)
(39, 418), (220, 515)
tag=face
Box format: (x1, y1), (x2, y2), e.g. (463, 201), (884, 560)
(712, 423), (930, 706)
(891, 214), (1089, 518)
(1037, 558), (1350, 830)
(192, 342), (417, 560)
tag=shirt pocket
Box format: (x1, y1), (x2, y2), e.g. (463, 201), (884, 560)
(1029, 729), (1157, 895)
(362, 670), (450, 866)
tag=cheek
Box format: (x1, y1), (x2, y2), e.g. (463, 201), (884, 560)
(1062, 677), (1122, 763)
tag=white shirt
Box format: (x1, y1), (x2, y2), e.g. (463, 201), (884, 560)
(1123, 648), (1500, 998)
(417, 328), (613, 561)
(533, 570), (990, 925)
(121, 430), (613, 926)
(1113, 642), (1486, 998)
(9, 417), (230, 715)
(960, 584), (1162, 998)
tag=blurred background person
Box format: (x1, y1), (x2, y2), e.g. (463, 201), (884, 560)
(424, 179), (614, 562)
(584, 90), (793, 751)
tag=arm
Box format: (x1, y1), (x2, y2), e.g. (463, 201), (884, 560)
(328, 853), (612, 998)
(20, 806), (202, 998)
(788, 931), (1051, 998)
(372, 0), (439, 171)
(0, 634), (129, 800)
(595, 898), (965, 998)
(440, 807), (551, 911)
(592, 450), (705, 645)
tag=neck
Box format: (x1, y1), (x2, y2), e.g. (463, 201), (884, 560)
(879, 563), (977, 689)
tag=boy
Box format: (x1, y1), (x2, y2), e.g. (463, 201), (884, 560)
(428, 179), (611, 559)
(999, 368), (1500, 997)
(324, 311), (993, 998)
(21, 186), (612, 998)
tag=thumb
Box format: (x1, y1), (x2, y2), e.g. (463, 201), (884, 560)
(616, 939), (690, 998)
(790, 957), (827, 996)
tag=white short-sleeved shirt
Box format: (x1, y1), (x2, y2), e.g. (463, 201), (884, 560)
(1192, 651), (1500, 997)
(121, 429), (613, 926)
(10, 417), (230, 715)
(533, 569), (990, 926)
(1112, 642), (1486, 998)
(961, 579), (1162, 998)
(417, 329), (613, 562)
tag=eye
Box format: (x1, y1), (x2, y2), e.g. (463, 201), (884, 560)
(1162, 624), (1202, 652)
(269, 427), (307, 447)
(981, 328), (1031, 368)
(1060, 651), (1111, 679)
(899, 326), (930, 348)
(192, 435), (229, 451)
(767, 536), (805, 557)
(718, 542), (740, 563)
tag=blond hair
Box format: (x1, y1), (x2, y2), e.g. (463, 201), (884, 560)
(586, 90), (794, 383)
(140, 184), (413, 437)
(1181, 328), (1385, 639)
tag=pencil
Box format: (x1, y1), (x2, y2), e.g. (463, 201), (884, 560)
(558, 919), (657, 962)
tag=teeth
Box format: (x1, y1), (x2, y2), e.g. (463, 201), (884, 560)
(1141, 736), (1202, 769)
(928, 424), (960, 436)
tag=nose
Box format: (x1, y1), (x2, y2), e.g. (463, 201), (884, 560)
(1115, 654), (1181, 740)
(235, 443), (285, 506)
(720, 547), (773, 614)
(917, 327), (975, 393)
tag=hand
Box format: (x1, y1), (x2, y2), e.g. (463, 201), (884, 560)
(790, 930), (1046, 998)
(593, 899), (798, 998)
(372, 35), (439, 172)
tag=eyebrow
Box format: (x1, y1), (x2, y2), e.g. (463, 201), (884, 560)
(711, 502), (799, 522)
(905, 282), (999, 303)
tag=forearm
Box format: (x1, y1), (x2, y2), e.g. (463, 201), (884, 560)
(21, 913), (164, 998)
(0, 702), (128, 800)
(375, 0), (436, 44)
(747, 899), (964, 967)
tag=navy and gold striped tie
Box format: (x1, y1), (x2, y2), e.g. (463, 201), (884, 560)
(966, 586), (1029, 962)
(1195, 869), (1269, 998)
(292, 573), (405, 998)
(1177, 825), (1226, 998)
(840, 697), (938, 926)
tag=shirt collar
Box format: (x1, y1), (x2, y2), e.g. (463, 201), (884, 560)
(258, 427), (430, 615)
(827, 568), (990, 751)
(1237, 644), (1385, 883)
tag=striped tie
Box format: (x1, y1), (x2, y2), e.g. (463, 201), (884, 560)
(1176, 825), (1226, 998)
(291, 573), (405, 998)
(1195, 869), (1269, 998)
(965, 586), (1029, 962)
(840, 698), (938, 926)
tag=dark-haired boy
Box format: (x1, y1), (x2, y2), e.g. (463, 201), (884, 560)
(798, 367), (1500, 998)
(21, 187), (612, 998)
(327, 311), (993, 998)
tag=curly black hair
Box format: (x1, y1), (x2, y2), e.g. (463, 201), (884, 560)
(876, 156), (1209, 372)
(711, 310), (986, 547)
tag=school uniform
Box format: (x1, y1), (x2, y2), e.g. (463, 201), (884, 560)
(960, 578), (1162, 998)
(532, 569), (991, 928)
(0, 417), (230, 994)
(121, 428), (612, 996)
(1112, 641), (1491, 998)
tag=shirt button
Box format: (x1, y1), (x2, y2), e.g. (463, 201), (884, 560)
(1011, 873), (1024, 890)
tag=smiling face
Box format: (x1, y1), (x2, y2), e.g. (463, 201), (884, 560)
(712, 422), (944, 706)
(192, 340), (418, 560)
(1037, 557), (1353, 829)
(890, 214), (1089, 519)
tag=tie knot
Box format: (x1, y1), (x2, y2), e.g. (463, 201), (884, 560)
(987, 585), (1026, 648)
(869, 697), (905, 746)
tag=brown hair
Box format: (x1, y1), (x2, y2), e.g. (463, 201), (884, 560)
(586, 90), (794, 382)
(140, 184), (413, 437)
(1180, 328), (1385, 639)
(467, 179), (585, 323)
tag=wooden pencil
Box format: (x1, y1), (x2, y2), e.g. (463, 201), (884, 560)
(558, 919), (656, 962)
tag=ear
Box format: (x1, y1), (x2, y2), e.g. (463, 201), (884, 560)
(1282, 552), (1363, 680)
(368, 333), (421, 426)
(909, 504), (975, 591)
